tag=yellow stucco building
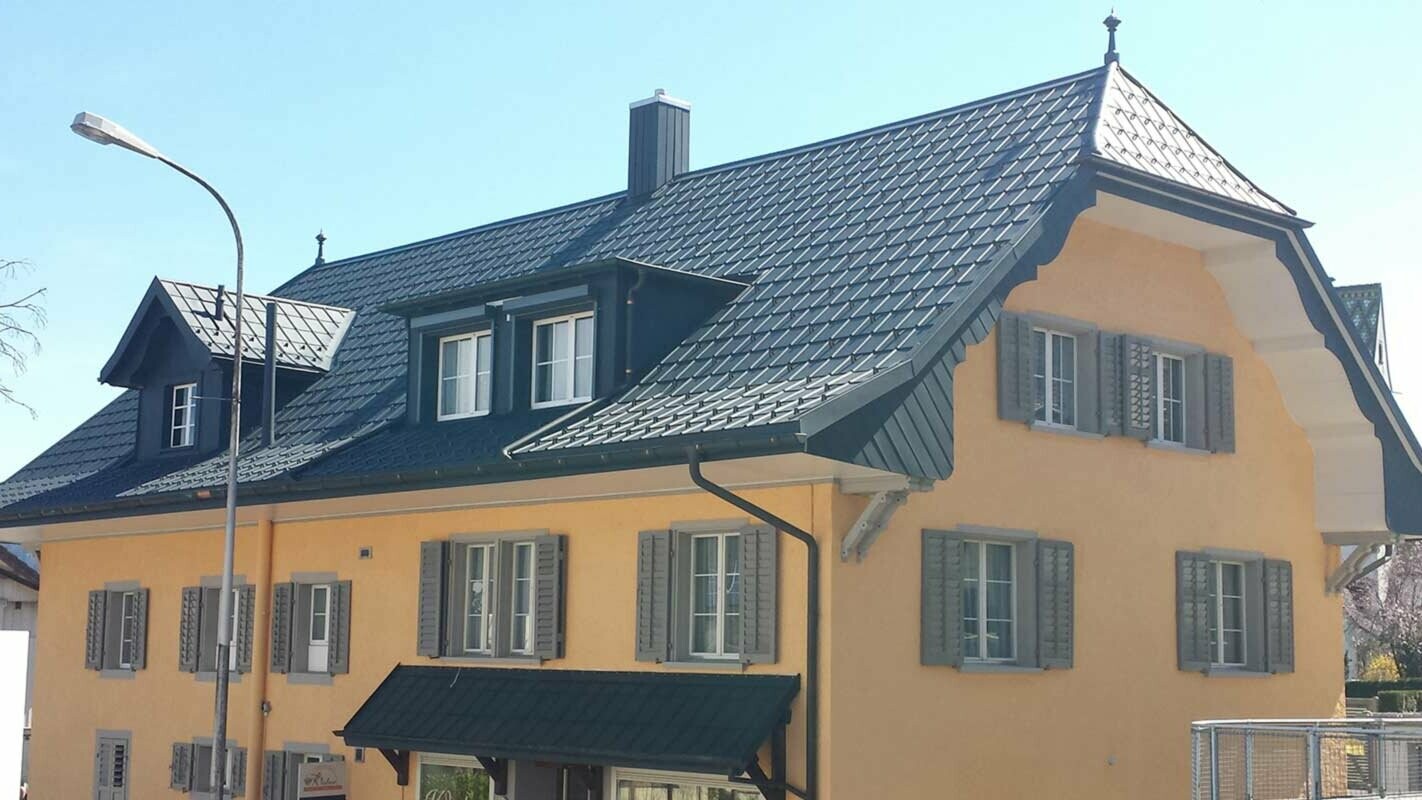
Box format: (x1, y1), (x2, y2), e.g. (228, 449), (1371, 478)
(3, 42), (1416, 800)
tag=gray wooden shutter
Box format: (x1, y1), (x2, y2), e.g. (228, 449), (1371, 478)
(635, 530), (672, 662)
(1205, 353), (1236, 453)
(417, 539), (448, 657)
(533, 534), (566, 660)
(129, 588), (149, 670)
(921, 531), (964, 666)
(1177, 551), (1212, 672)
(94, 735), (114, 793)
(231, 746), (248, 796)
(997, 312), (1035, 422)
(739, 525), (779, 664)
(1098, 333), (1125, 436)
(260, 751), (285, 800)
(1185, 353), (1208, 450)
(270, 582), (294, 674)
(1076, 330), (1101, 434)
(329, 579), (352, 674)
(1123, 335), (1156, 440)
(1263, 559), (1295, 673)
(236, 584), (256, 674)
(170, 742), (194, 791)
(1036, 539), (1075, 669)
(85, 590), (107, 671)
(178, 586), (203, 673)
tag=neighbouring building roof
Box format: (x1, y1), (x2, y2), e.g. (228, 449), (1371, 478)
(1337, 283), (1384, 355)
(340, 665), (799, 774)
(0, 61), (1382, 525)
(0, 544), (38, 590)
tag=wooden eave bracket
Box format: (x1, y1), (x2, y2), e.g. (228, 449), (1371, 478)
(839, 477), (931, 561)
(378, 748), (410, 786)
(1326, 542), (1395, 594)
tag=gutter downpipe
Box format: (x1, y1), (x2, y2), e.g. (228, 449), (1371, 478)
(687, 447), (817, 800)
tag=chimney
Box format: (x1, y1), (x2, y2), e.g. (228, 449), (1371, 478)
(627, 89), (690, 198)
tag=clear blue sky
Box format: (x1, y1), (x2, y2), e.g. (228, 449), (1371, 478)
(2, 0), (1420, 479)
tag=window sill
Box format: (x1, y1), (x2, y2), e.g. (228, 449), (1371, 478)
(530, 398), (593, 411)
(662, 660), (748, 672)
(98, 668), (137, 680)
(1203, 667), (1272, 679)
(438, 655), (544, 666)
(286, 672), (335, 686)
(1146, 440), (1211, 456)
(196, 671), (244, 684)
(957, 662), (1044, 674)
(1029, 422), (1104, 440)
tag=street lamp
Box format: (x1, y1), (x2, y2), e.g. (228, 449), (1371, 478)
(72, 111), (246, 800)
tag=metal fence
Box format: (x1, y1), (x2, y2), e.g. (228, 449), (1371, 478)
(1192, 718), (1422, 800)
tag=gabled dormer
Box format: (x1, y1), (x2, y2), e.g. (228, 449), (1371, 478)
(100, 278), (355, 460)
(382, 258), (747, 425)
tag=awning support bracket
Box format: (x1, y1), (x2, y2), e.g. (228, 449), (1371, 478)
(377, 748), (410, 786)
(732, 724), (800, 800)
(565, 764), (604, 800)
(475, 756), (508, 795)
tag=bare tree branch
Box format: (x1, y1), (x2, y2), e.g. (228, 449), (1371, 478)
(0, 259), (45, 417)
(1346, 541), (1422, 677)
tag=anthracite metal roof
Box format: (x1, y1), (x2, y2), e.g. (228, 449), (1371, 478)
(339, 666), (799, 773)
(0, 63), (1302, 520)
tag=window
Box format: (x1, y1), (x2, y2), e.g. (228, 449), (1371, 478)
(270, 579), (351, 677)
(85, 586), (148, 673)
(170, 383), (197, 447)
(263, 749), (346, 800)
(437, 331), (493, 420)
(179, 584), (254, 675)
(1156, 353), (1186, 444)
(192, 744), (234, 794)
(1032, 329), (1076, 427)
(613, 768), (763, 800)
(418, 755), (490, 800)
(170, 740), (246, 797)
(532, 311), (594, 407)
(1209, 561), (1246, 667)
(418, 534), (566, 661)
(962, 540), (1015, 661)
(634, 526), (776, 665)
(307, 584), (331, 673)
(689, 532), (741, 659)
(95, 732), (130, 800)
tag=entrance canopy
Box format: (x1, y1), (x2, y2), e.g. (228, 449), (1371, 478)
(339, 665), (799, 776)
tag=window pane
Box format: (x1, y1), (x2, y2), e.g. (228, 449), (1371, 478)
(724, 534), (741, 654)
(692, 615), (716, 654)
(1032, 330), (1047, 422)
(692, 536), (718, 580)
(985, 543), (1013, 581)
(550, 320), (571, 362)
(574, 316), (594, 357)
(441, 338), (464, 380)
(511, 543), (533, 652)
(962, 541), (980, 658)
(692, 575), (717, 615)
(986, 582), (1013, 620)
(1223, 631), (1245, 665)
(550, 356), (570, 400)
(963, 541), (980, 580)
(310, 586), (329, 642)
(475, 335), (492, 412)
(465, 546), (487, 651)
(574, 355), (593, 399)
(419, 762), (490, 800)
(986, 620), (1014, 659)
(1055, 334), (1076, 426)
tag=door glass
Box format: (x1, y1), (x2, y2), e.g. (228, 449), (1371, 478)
(418, 761), (490, 800)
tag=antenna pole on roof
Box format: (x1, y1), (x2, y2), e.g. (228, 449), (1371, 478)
(314, 229), (327, 267)
(1103, 10), (1122, 65)
(214, 283), (225, 320)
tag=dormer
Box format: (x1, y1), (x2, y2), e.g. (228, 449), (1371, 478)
(100, 278), (355, 460)
(382, 258), (747, 425)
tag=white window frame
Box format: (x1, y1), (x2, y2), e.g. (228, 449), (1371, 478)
(117, 590), (138, 669)
(462, 543), (496, 655)
(1032, 328), (1077, 428)
(1210, 560), (1247, 667)
(307, 584), (331, 673)
(962, 540), (1016, 663)
(609, 767), (757, 799)
(417, 754), (489, 798)
(436, 331), (493, 421)
(1155, 353), (1186, 444)
(688, 532), (741, 660)
(170, 382), (197, 448)
(509, 541), (535, 655)
(531, 311), (595, 409)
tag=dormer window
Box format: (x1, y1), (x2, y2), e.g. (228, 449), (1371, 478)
(532, 311), (594, 408)
(437, 331), (493, 420)
(169, 383), (197, 448)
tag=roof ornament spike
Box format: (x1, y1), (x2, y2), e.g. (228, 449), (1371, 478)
(314, 229), (327, 267)
(1103, 10), (1122, 65)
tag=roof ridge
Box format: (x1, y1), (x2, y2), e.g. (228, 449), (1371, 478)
(158, 276), (355, 313)
(1107, 66), (1295, 216)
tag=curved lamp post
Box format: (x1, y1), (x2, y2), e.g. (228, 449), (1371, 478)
(72, 111), (245, 800)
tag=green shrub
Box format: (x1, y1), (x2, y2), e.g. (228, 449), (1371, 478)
(1346, 678), (1422, 698)
(1377, 690), (1422, 713)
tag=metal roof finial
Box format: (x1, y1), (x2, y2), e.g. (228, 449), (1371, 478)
(1103, 10), (1122, 65)
(314, 229), (327, 267)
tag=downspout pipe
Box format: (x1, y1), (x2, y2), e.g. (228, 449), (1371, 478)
(687, 447), (818, 800)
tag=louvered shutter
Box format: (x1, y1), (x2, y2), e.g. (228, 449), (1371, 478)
(921, 531), (965, 666)
(236, 584), (256, 673)
(94, 735), (114, 793)
(230, 746), (248, 796)
(1036, 539), (1075, 669)
(85, 590), (107, 670)
(1123, 335), (1156, 440)
(177, 587), (203, 673)
(997, 312), (1035, 422)
(532, 534), (566, 660)
(1076, 330), (1102, 434)
(1264, 559), (1295, 673)
(635, 530), (672, 662)
(1177, 551), (1212, 672)
(1205, 353), (1236, 453)
(417, 540), (447, 657)
(739, 525), (779, 664)
(329, 580), (352, 674)
(1098, 333), (1125, 435)
(170, 742), (194, 791)
(260, 751), (285, 800)
(129, 588), (149, 670)
(270, 583), (294, 674)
